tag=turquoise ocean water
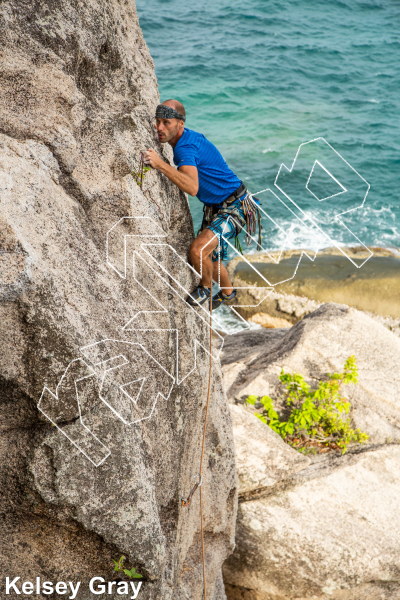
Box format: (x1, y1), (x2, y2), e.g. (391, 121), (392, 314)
(136, 0), (399, 258)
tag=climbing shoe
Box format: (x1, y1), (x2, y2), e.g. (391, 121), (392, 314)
(211, 289), (237, 311)
(186, 285), (212, 306)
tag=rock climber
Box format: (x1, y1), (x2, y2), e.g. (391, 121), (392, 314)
(143, 99), (261, 310)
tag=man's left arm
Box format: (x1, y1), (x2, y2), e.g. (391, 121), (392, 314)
(143, 148), (199, 196)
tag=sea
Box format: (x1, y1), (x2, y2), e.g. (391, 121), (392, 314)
(136, 0), (399, 331)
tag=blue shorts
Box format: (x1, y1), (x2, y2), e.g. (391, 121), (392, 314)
(206, 196), (246, 262)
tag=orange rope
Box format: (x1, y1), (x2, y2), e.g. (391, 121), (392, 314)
(180, 277), (214, 598)
(198, 280), (213, 600)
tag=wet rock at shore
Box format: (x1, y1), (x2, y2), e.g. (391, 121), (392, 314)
(227, 247), (400, 336)
(248, 313), (292, 329)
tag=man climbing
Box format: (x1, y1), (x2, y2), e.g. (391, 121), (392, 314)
(143, 99), (261, 310)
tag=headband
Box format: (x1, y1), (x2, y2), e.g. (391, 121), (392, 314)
(155, 104), (186, 122)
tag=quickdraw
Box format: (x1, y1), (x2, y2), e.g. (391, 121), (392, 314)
(242, 192), (263, 251)
(181, 474), (203, 507)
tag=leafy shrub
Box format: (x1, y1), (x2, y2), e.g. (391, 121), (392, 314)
(113, 556), (143, 579)
(246, 355), (368, 454)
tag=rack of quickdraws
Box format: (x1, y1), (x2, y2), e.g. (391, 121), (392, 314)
(236, 193), (262, 253)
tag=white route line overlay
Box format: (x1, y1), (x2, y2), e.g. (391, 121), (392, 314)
(306, 159), (347, 202)
(201, 189), (318, 295)
(38, 358), (111, 467)
(123, 249), (224, 385)
(272, 136), (372, 268)
(80, 339), (175, 425)
(36, 137), (373, 465)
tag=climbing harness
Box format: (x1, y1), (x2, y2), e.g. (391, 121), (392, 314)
(198, 184), (263, 254)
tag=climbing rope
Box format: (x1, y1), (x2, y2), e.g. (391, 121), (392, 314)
(134, 148), (211, 595)
(199, 286), (213, 600)
(181, 279), (213, 600)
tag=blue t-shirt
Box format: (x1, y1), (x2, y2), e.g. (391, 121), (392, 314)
(172, 128), (242, 206)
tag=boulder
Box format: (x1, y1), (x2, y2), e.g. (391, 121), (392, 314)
(222, 303), (400, 444)
(224, 445), (400, 600)
(222, 304), (400, 599)
(0, 2), (236, 598)
(230, 404), (310, 499)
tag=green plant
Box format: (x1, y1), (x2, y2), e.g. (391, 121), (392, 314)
(130, 165), (151, 188)
(246, 355), (368, 454)
(130, 153), (151, 189)
(113, 556), (143, 579)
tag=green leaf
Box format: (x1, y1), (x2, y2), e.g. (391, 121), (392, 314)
(123, 567), (143, 579)
(247, 356), (367, 456)
(246, 395), (258, 406)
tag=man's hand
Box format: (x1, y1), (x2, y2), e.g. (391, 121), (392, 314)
(142, 148), (199, 196)
(143, 148), (164, 170)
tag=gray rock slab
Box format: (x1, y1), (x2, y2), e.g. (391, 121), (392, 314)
(230, 404), (310, 497)
(224, 445), (400, 600)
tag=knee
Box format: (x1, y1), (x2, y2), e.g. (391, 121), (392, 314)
(189, 240), (199, 261)
(190, 239), (205, 262)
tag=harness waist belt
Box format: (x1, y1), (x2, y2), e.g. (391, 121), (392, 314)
(221, 181), (247, 206)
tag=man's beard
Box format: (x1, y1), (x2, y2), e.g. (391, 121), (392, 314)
(159, 125), (179, 143)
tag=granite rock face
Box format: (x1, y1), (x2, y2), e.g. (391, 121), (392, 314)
(222, 304), (400, 600)
(0, 2), (237, 598)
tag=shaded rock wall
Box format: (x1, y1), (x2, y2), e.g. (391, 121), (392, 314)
(0, 1), (237, 598)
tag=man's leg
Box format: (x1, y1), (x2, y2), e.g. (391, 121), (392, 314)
(187, 226), (236, 307)
(212, 261), (234, 296)
(189, 228), (219, 288)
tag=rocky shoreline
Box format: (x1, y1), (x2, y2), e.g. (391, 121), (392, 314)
(226, 246), (400, 337)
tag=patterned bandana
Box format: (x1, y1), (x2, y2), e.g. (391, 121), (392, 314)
(155, 104), (186, 122)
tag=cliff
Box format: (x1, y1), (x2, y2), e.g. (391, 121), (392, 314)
(0, 1), (237, 598)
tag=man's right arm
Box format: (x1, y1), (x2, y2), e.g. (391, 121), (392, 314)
(143, 149), (199, 196)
